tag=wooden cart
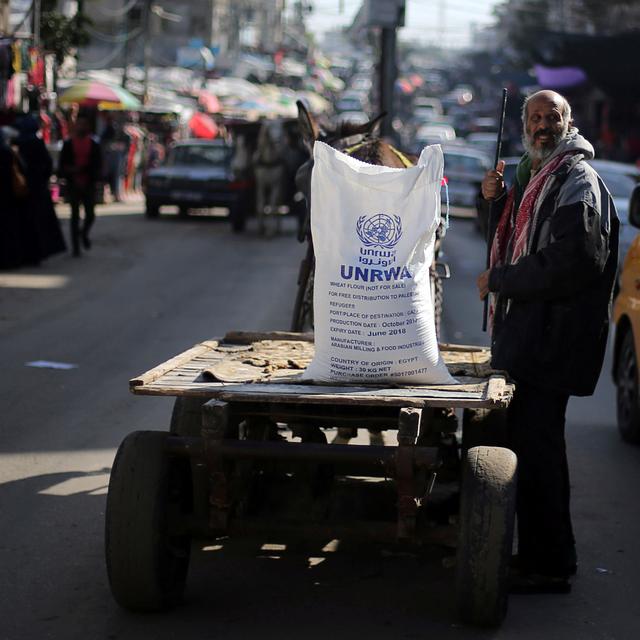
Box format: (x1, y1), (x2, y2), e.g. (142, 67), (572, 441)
(105, 331), (517, 627)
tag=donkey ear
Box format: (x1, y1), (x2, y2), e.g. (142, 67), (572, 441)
(297, 100), (319, 152)
(345, 112), (386, 137)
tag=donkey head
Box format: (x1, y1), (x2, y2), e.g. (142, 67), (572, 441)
(296, 100), (385, 153)
(295, 100), (387, 239)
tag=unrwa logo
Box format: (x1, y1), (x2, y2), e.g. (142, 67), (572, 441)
(356, 214), (402, 248)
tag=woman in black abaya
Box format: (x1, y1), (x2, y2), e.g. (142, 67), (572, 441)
(16, 116), (67, 261)
(0, 129), (24, 269)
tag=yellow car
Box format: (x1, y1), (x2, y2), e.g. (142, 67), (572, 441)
(613, 184), (640, 442)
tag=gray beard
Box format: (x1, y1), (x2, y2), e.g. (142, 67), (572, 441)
(522, 122), (570, 161)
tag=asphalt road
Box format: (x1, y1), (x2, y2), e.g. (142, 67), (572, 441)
(1, 202), (639, 639)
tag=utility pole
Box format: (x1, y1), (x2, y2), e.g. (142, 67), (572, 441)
(374, 0), (404, 138)
(379, 26), (396, 138)
(0, 0), (10, 36)
(121, 4), (131, 88)
(142, 0), (152, 104)
(33, 0), (42, 48)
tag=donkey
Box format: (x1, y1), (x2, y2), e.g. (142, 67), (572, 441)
(294, 100), (413, 239)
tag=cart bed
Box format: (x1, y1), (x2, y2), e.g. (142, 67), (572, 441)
(130, 331), (512, 409)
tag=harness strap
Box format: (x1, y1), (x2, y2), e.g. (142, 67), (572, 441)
(388, 145), (414, 168)
(343, 140), (368, 156)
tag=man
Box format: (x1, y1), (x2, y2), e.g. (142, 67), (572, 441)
(477, 90), (618, 593)
(59, 114), (102, 257)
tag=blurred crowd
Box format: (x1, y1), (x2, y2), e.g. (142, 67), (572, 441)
(1, 116), (66, 269)
(0, 108), (169, 267)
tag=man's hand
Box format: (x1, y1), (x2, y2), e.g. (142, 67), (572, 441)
(477, 269), (491, 300)
(481, 159), (506, 200)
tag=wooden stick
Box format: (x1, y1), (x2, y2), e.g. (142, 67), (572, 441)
(482, 88), (508, 333)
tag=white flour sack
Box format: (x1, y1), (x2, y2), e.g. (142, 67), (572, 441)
(304, 141), (456, 385)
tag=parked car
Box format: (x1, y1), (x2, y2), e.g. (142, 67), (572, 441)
(466, 132), (498, 161)
(335, 91), (368, 113)
(589, 160), (640, 273)
(416, 123), (457, 146)
(411, 97), (444, 124)
(413, 96), (444, 115)
(612, 185), (640, 443)
(336, 110), (370, 126)
(470, 117), (498, 133)
(442, 145), (491, 213)
(144, 139), (254, 231)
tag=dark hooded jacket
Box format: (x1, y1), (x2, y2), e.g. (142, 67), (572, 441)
(481, 129), (619, 396)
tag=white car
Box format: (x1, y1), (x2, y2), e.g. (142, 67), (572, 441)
(416, 124), (456, 146)
(589, 159), (640, 273)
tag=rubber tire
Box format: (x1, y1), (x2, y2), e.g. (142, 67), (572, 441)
(616, 329), (640, 443)
(146, 201), (160, 218)
(461, 408), (508, 453)
(178, 206), (190, 218)
(170, 397), (205, 437)
(105, 431), (192, 611)
(456, 446), (517, 627)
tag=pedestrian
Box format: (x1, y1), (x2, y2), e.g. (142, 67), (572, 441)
(476, 90), (619, 593)
(59, 114), (102, 257)
(100, 116), (127, 202)
(16, 115), (67, 261)
(0, 128), (26, 269)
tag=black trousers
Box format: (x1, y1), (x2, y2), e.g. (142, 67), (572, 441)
(68, 185), (95, 252)
(507, 380), (576, 575)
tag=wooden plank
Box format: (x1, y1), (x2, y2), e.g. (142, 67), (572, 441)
(133, 383), (510, 408)
(485, 376), (507, 405)
(130, 334), (514, 410)
(224, 331), (314, 344)
(439, 343), (489, 353)
(218, 384), (484, 399)
(129, 340), (219, 388)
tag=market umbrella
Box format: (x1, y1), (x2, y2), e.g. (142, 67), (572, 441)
(58, 80), (142, 110)
(196, 90), (222, 114)
(189, 111), (219, 139)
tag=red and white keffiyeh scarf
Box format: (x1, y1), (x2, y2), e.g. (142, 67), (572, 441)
(488, 151), (576, 329)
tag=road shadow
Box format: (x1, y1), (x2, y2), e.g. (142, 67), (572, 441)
(0, 465), (494, 640)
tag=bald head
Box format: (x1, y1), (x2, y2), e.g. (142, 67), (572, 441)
(521, 90), (572, 126)
(521, 90), (573, 163)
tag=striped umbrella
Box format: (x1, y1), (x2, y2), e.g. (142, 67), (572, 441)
(58, 80), (142, 111)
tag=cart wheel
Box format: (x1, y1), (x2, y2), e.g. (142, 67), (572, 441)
(456, 446), (517, 627)
(461, 408), (508, 453)
(170, 397), (204, 436)
(105, 431), (192, 611)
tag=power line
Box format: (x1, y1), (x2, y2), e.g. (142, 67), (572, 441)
(95, 0), (141, 19)
(79, 39), (129, 69)
(85, 23), (144, 43)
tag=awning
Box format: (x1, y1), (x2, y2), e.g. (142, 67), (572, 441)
(534, 64), (587, 89)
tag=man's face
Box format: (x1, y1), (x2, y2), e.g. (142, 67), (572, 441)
(523, 94), (570, 160)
